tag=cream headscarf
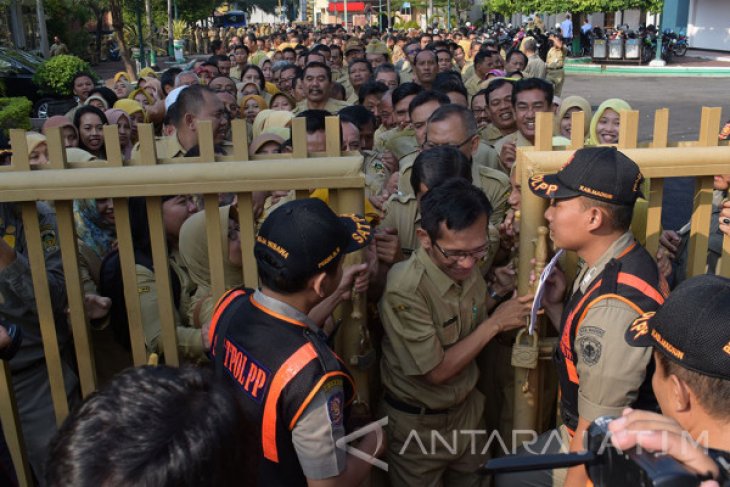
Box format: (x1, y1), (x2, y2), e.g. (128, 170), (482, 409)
(556, 95), (593, 139)
(251, 109), (294, 138)
(589, 98), (632, 145)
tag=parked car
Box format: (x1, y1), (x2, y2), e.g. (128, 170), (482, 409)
(0, 47), (76, 118)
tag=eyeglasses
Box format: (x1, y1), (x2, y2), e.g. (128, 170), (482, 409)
(433, 242), (489, 262)
(421, 134), (476, 151)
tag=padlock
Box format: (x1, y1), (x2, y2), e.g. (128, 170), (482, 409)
(511, 328), (539, 370)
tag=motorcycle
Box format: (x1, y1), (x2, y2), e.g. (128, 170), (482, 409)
(665, 30), (688, 57)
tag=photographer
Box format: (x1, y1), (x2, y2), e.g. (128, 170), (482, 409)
(612, 274), (730, 486)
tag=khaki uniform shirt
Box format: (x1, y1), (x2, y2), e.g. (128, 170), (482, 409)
(396, 151), (420, 196)
(494, 130), (533, 175)
(229, 64), (245, 81)
(570, 232), (654, 423)
(130, 135), (187, 163)
(465, 73), (485, 99)
(474, 140), (502, 172)
(346, 91), (359, 105)
(380, 247), (487, 410)
(293, 98), (350, 115)
(523, 53), (547, 79)
(374, 125), (396, 152)
(461, 62), (475, 80)
(480, 124), (514, 147)
(380, 193), (420, 257)
(363, 149), (388, 197)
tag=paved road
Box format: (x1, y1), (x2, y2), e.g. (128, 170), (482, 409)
(562, 75), (729, 230)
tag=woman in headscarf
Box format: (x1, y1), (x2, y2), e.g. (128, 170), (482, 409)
(112, 76), (132, 99)
(100, 195), (201, 361)
(75, 198), (116, 291)
(553, 95), (592, 145)
(238, 82), (261, 99)
(256, 57), (273, 83)
(269, 92), (295, 112)
(129, 87), (154, 108)
(73, 105), (108, 158)
(24, 132), (49, 167)
(241, 94), (267, 124)
(179, 204), (243, 330)
(139, 76), (162, 101)
(589, 98), (632, 145)
(42, 115), (79, 148)
(105, 109), (133, 160)
(114, 99), (147, 144)
(251, 109), (293, 138)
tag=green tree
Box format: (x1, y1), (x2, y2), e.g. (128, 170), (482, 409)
(484, 0), (663, 16)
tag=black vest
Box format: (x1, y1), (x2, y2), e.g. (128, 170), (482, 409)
(211, 288), (354, 486)
(555, 242), (667, 432)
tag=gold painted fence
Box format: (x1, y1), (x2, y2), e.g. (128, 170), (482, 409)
(0, 116), (367, 486)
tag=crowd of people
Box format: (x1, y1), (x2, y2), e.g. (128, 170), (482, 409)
(0, 22), (729, 487)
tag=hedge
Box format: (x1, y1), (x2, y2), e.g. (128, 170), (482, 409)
(0, 97), (32, 139)
(32, 55), (99, 97)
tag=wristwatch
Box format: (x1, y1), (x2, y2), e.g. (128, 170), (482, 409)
(488, 287), (510, 303)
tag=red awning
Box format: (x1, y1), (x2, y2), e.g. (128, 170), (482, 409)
(328, 2), (366, 13)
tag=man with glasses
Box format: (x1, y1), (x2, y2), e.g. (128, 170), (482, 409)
(379, 178), (533, 486)
(277, 64), (301, 100)
(396, 41), (419, 83)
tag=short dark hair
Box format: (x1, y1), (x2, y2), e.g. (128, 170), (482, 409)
(485, 78), (514, 104)
(210, 39), (223, 53)
(208, 54), (230, 66)
(408, 90), (449, 116)
(303, 61), (332, 82)
(357, 80), (388, 104)
(391, 82), (423, 109)
(506, 49), (528, 67)
(414, 48), (437, 64)
(71, 72), (95, 91)
(161, 68), (182, 93)
(297, 109), (328, 134)
(428, 104), (478, 138)
(311, 44), (331, 54)
(176, 84), (214, 123)
(305, 51), (326, 65)
(46, 366), (255, 487)
(339, 105), (376, 130)
(420, 178), (492, 242)
(232, 44), (249, 54)
(410, 147), (472, 195)
(431, 74), (468, 103)
(347, 58), (373, 75)
(512, 77), (553, 107)
(656, 351), (730, 419)
(474, 49), (495, 66)
(579, 196), (634, 231)
(374, 63), (399, 80)
(258, 250), (341, 294)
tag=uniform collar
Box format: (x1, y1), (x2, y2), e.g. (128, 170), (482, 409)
(415, 246), (478, 296)
(577, 231), (635, 293)
(165, 134), (187, 158)
(252, 289), (321, 334)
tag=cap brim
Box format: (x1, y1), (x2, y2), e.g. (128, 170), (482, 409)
(528, 173), (582, 200)
(339, 214), (372, 253)
(625, 311), (658, 349)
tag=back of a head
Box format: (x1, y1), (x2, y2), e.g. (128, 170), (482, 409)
(297, 109), (329, 134)
(408, 90), (449, 116)
(522, 37), (537, 52)
(410, 146), (472, 194)
(176, 84), (210, 126)
(420, 178), (492, 242)
(46, 366), (255, 487)
(339, 104), (376, 130)
(357, 80), (388, 104)
(392, 82), (423, 108)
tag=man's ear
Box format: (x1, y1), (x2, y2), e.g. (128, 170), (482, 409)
(311, 271), (328, 298)
(586, 205), (606, 232)
(185, 112), (197, 132)
(670, 374), (692, 413)
(416, 227), (431, 251)
(470, 134), (480, 158)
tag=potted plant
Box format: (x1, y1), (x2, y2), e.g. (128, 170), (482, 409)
(172, 20), (189, 63)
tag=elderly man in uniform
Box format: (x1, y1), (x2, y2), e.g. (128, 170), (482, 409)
(380, 178), (533, 486)
(365, 40), (390, 70)
(210, 199), (383, 486)
(497, 147), (667, 487)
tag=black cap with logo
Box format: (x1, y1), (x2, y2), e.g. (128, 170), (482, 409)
(626, 274), (730, 380)
(254, 198), (372, 282)
(528, 147), (644, 205)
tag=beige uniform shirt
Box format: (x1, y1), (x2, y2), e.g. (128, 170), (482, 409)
(362, 149), (388, 197)
(570, 232), (654, 423)
(481, 124), (514, 147)
(380, 247), (488, 410)
(523, 53), (548, 79)
(293, 98), (350, 115)
(380, 193), (419, 257)
(130, 135), (187, 163)
(494, 130), (533, 175)
(465, 73), (485, 99)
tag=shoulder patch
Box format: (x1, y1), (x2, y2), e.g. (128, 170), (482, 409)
(327, 390), (344, 426)
(577, 335), (602, 366)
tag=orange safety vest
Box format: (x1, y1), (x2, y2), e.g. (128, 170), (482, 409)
(210, 288), (355, 486)
(555, 243), (668, 433)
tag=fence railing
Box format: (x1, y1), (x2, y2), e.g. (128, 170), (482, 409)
(0, 116), (366, 486)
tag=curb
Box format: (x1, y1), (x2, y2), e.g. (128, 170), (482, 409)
(564, 63), (730, 77)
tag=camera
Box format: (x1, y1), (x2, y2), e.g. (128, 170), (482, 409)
(0, 320), (23, 361)
(481, 416), (705, 487)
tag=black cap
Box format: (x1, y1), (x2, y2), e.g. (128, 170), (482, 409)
(254, 199), (372, 282)
(528, 147), (644, 205)
(626, 274), (730, 380)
